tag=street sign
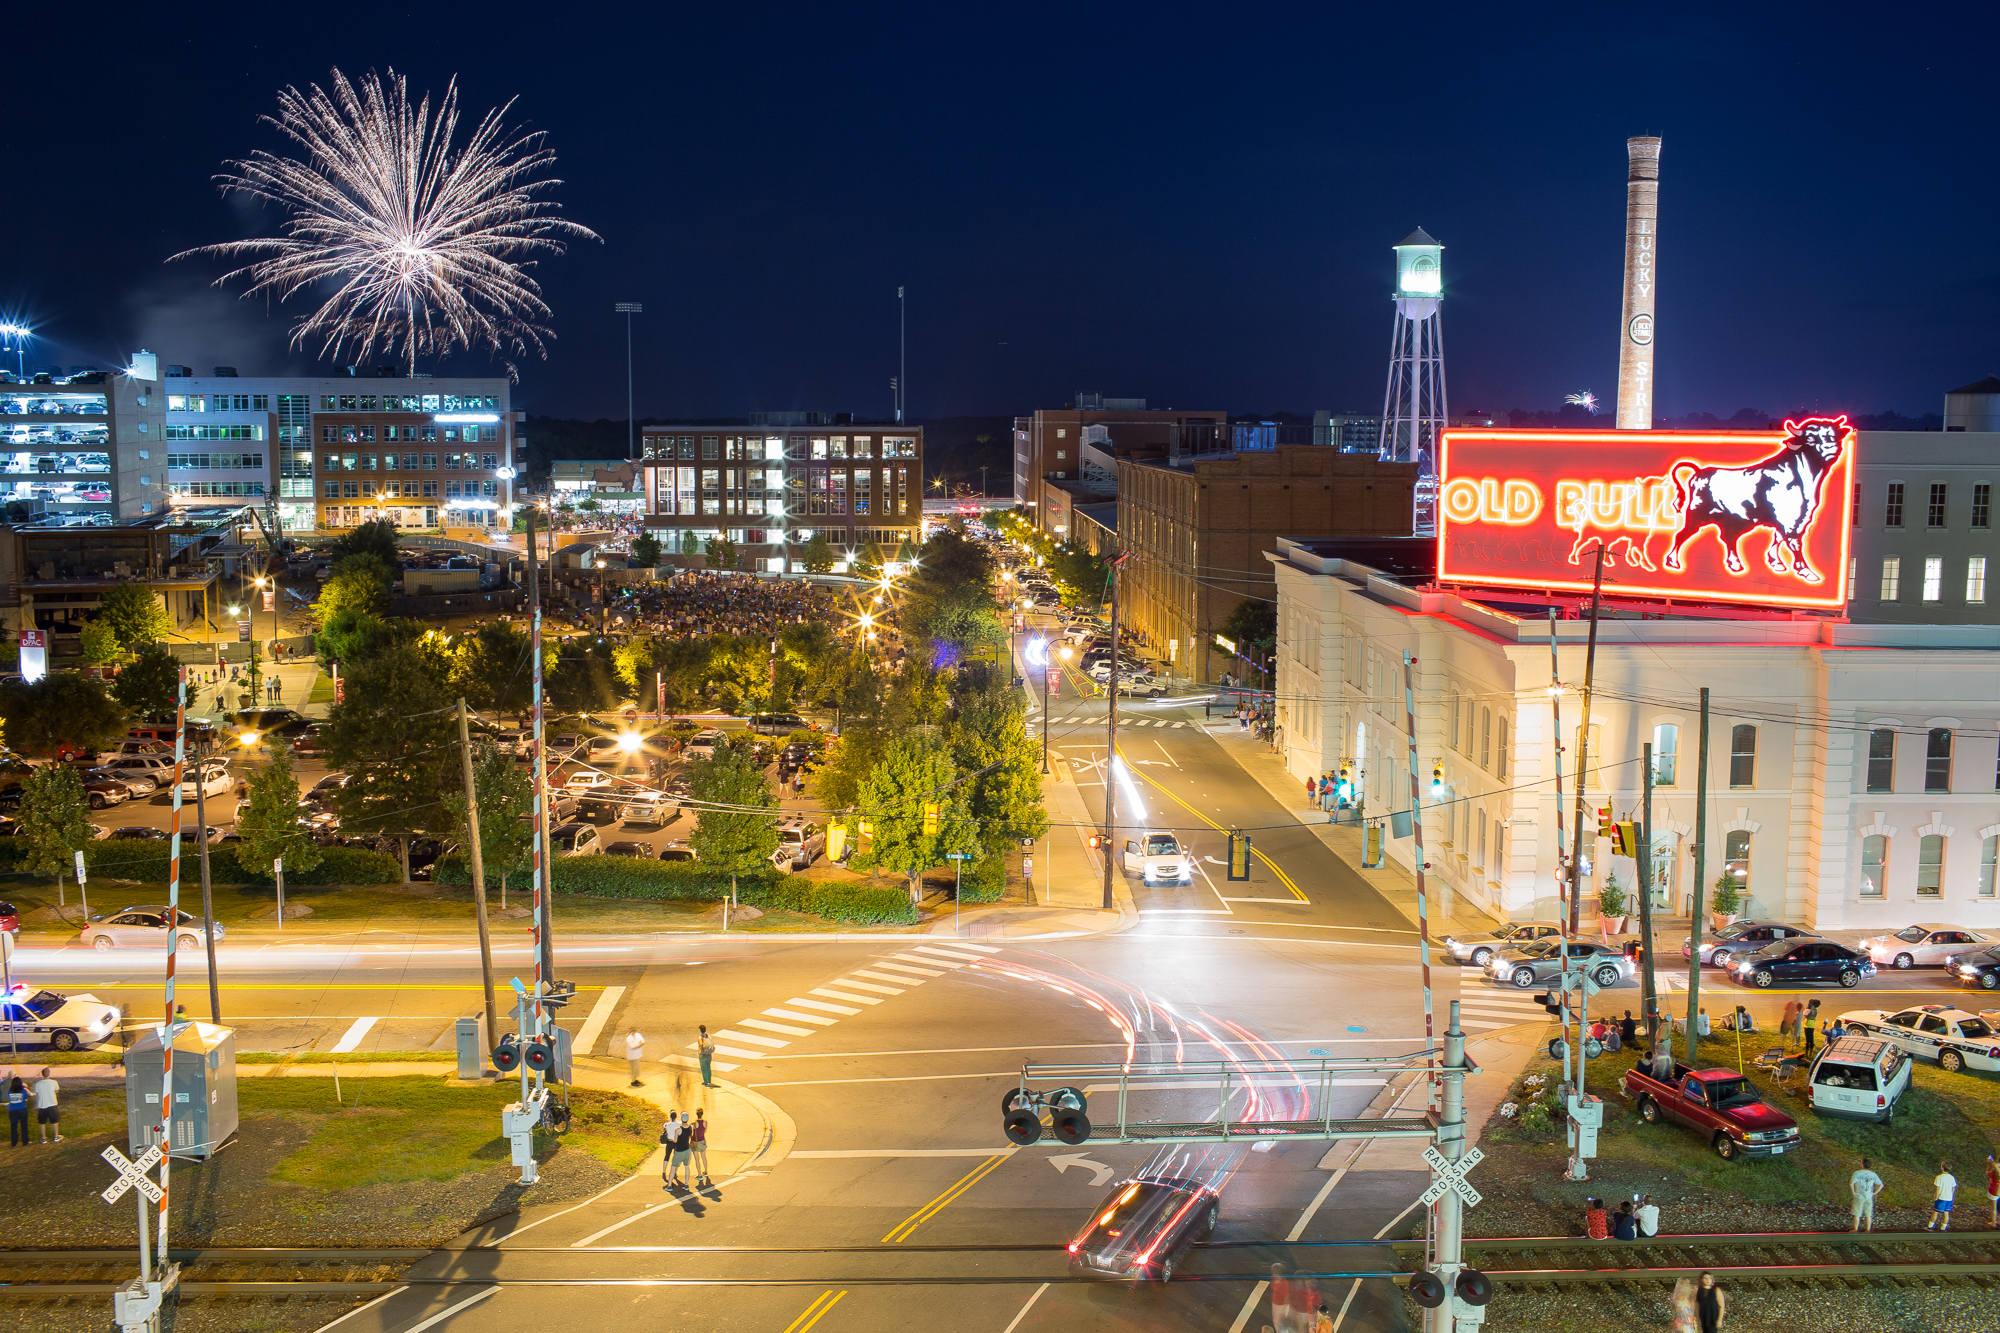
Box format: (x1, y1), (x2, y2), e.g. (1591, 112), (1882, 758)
(100, 1143), (164, 1205)
(1418, 1144), (1484, 1208)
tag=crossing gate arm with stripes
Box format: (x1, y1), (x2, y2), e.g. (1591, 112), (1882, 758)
(1001, 1053), (1440, 1147)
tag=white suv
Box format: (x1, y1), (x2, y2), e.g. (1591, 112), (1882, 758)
(1121, 832), (1191, 885)
(770, 820), (826, 871)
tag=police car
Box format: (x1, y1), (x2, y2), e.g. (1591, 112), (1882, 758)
(1836, 1005), (2000, 1075)
(0, 984), (120, 1051)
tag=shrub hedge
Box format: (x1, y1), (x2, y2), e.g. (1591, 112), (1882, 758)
(0, 837), (400, 886)
(958, 848), (1007, 904)
(433, 852), (917, 924)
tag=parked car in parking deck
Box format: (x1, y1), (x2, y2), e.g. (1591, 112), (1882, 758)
(604, 840), (658, 859)
(551, 822), (601, 856)
(1858, 924), (1991, 970)
(659, 841), (697, 863)
(76, 770), (133, 809)
(770, 820), (825, 871)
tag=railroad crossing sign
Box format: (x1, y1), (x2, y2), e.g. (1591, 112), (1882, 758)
(1419, 1144), (1484, 1208)
(101, 1143), (163, 1206)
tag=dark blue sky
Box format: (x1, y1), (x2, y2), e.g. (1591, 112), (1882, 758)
(6, 3), (1998, 423)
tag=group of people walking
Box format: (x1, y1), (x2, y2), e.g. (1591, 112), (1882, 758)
(623, 1025), (720, 1191)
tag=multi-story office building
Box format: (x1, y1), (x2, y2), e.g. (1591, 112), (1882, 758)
(0, 354), (170, 520)
(1012, 399), (1227, 538)
(161, 368), (516, 531)
(639, 423), (922, 572)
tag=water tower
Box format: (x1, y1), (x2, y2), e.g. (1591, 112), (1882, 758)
(1379, 228), (1447, 530)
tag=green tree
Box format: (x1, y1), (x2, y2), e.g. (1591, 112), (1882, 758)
(1216, 597), (1277, 657)
(328, 518), (400, 567)
(678, 529), (698, 556)
(612, 637), (655, 694)
(950, 686), (1049, 845)
(79, 622), (121, 666)
(578, 498), (601, 513)
(0, 675), (127, 756)
(232, 740), (324, 881)
(97, 583), (173, 649)
(849, 730), (977, 902)
(688, 747), (778, 881)
(800, 532), (836, 574)
(323, 643), (458, 879)
(316, 554), (395, 620)
(17, 763), (93, 882)
(111, 645), (184, 720)
(547, 635), (621, 712)
(314, 605), (400, 667)
(468, 621), (546, 721)
(631, 531), (662, 569)
(705, 534), (740, 572)
(444, 742), (534, 887)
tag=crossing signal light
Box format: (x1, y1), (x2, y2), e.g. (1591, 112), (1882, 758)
(523, 1037), (554, 1073)
(922, 802), (941, 836)
(1086, 832), (1104, 851)
(1533, 990), (1565, 1018)
(492, 1034), (521, 1072)
(1457, 1269), (1493, 1306)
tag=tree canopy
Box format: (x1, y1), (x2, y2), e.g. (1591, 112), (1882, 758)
(445, 741), (533, 886)
(233, 740), (324, 880)
(17, 763), (93, 878)
(322, 642), (458, 866)
(97, 584), (173, 649)
(327, 518), (401, 567)
(631, 531), (662, 569)
(687, 747), (778, 876)
(0, 674), (127, 756)
(111, 645), (184, 720)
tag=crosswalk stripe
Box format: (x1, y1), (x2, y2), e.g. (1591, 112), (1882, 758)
(898, 949), (965, 966)
(835, 978), (905, 994)
(933, 941), (1002, 954)
(872, 961), (945, 978)
(849, 970), (921, 987)
(1459, 1020), (1512, 1031)
(910, 946), (985, 963)
(709, 1046), (766, 1060)
(892, 953), (958, 970)
(713, 1029), (790, 1048)
(739, 1017), (814, 1036)
(764, 1007), (836, 1026)
(794, 996), (863, 1014)
(330, 1016), (378, 1053)
(812, 987), (883, 1005)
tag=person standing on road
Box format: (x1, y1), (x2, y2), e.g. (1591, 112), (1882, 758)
(32, 1068), (59, 1143)
(697, 1025), (716, 1088)
(625, 1028), (646, 1087)
(691, 1109), (710, 1186)
(1695, 1272), (1726, 1333)
(1850, 1157), (1883, 1232)
(1930, 1160), (1958, 1230)
(5, 1077), (28, 1147)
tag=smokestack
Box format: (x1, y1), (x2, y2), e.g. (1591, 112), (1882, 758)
(1616, 136), (1662, 429)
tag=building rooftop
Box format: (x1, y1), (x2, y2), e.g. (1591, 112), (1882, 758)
(1947, 375), (2000, 396)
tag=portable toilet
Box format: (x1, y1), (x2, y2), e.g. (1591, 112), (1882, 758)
(124, 1022), (238, 1159)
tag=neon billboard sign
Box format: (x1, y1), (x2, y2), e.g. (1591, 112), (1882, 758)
(1435, 417), (1855, 608)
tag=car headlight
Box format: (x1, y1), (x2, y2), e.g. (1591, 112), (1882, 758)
(1444, 936), (1457, 947)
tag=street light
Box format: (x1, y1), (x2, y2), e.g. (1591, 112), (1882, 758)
(614, 303), (642, 461)
(1042, 640), (1073, 773)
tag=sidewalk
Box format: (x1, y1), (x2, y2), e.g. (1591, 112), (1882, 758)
(1205, 722), (1506, 940)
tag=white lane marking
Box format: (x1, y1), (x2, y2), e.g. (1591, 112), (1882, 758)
(311, 1285), (408, 1332)
(873, 961), (945, 978)
(495, 1169), (654, 1243)
(574, 984), (625, 1056)
(790, 997), (861, 1015)
(1002, 1282), (1051, 1333)
(811, 987), (882, 1005)
(788, 1147), (1020, 1158)
(843, 974), (912, 990)
(329, 1016), (379, 1053)
(1457, 1020), (1510, 1031)
(763, 1007), (836, 1026)
(711, 1029), (790, 1048)
(1217, 897), (1304, 904)
(738, 1017), (814, 1037)
(567, 1173), (754, 1247)
(928, 940), (1001, 954)
(708, 1046), (767, 1060)
(895, 951), (962, 968)
(750, 1071), (1017, 1088)
(399, 1285), (500, 1332)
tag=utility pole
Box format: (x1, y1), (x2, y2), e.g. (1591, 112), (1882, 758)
(526, 511), (555, 984)
(1100, 554), (1130, 911)
(1401, 649), (1436, 1101)
(459, 698), (499, 1051)
(1547, 608), (1571, 1084)
(1566, 546), (1606, 933)
(193, 728), (218, 1023)
(1685, 688), (1710, 1064)
(615, 303), (642, 461)
(1638, 743), (1660, 1044)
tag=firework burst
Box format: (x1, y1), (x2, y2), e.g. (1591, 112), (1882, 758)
(177, 67), (599, 374)
(1564, 390), (1602, 414)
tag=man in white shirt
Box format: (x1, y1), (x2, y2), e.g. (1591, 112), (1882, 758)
(1850, 1157), (1884, 1232)
(32, 1068), (60, 1144)
(625, 1028), (646, 1087)
(1929, 1160), (1958, 1231)
(1635, 1194), (1660, 1238)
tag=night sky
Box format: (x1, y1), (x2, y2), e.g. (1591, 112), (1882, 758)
(6, 4), (1998, 424)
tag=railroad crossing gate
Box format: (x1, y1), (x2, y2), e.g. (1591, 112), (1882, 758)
(100, 1144), (163, 1206)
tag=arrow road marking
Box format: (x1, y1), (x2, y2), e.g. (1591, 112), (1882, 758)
(1047, 1152), (1116, 1188)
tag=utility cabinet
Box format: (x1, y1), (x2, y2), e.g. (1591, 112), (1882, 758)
(124, 1023), (238, 1160)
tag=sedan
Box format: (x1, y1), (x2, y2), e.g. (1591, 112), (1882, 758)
(1839, 1005), (2000, 1074)
(0, 986), (119, 1051)
(1947, 947), (2000, 991)
(0, 901), (16, 934)
(76, 770), (133, 809)
(179, 761), (239, 798)
(1490, 940), (1634, 989)
(1859, 924), (1991, 971)
(565, 770), (616, 793)
(1068, 1145), (1242, 1283)
(1446, 920), (1564, 968)
(78, 907), (225, 951)
(605, 840), (659, 859)
(109, 826), (170, 841)
(1726, 940), (1874, 988)
(1683, 920), (1823, 969)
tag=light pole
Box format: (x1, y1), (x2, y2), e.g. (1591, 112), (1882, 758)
(1042, 641), (1071, 773)
(496, 466), (517, 535)
(252, 574), (276, 659)
(615, 303), (642, 461)
(0, 324), (26, 378)
(594, 558), (608, 635)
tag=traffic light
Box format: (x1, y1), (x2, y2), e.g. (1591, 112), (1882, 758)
(1593, 804), (1612, 839)
(922, 802), (940, 836)
(1362, 822), (1384, 868)
(1612, 820), (1639, 858)
(1086, 832), (1104, 851)
(1227, 833), (1251, 881)
(1430, 763), (1444, 796)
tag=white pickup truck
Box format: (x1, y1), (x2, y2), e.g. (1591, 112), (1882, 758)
(1121, 832), (1192, 885)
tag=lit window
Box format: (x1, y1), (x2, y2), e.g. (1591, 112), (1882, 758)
(1723, 830), (1751, 898)
(1924, 557), (1943, 602)
(1968, 556), (1987, 604)
(1982, 837), (1998, 899)
(1652, 723), (1679, 786)
(1880, 557), (1901, 601)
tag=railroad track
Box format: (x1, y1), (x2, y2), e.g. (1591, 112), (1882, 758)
(3, 1232), (1996, 1295)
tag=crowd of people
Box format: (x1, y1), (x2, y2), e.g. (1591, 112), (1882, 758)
(583, 572), (842, 641)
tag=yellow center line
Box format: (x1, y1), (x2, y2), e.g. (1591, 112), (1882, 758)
(1116, 744), (1309, 902)
(783, 1289), (846, 1333)
(60, 983), (606, 992)
(880, 1153), (1010, 1243)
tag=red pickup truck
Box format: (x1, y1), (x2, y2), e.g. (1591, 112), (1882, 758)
(1619, 1062), (1802, 1161)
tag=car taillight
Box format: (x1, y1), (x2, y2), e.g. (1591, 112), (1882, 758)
(1877, 1095), (1886, 1107)
(1067, 1240), (1080, 1254)
(1989, 1048), (2000, 1059)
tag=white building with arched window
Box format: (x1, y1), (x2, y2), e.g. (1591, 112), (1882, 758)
(1269, 537), (2000, 930)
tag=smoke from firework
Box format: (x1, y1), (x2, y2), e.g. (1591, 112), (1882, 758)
(175, 67), (599, 374)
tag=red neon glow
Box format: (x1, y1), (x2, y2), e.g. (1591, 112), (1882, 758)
(1436, 418), (1855, 609)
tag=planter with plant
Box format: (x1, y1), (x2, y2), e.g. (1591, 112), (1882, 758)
(1596, 873), (1628, 933)
(1710, 874), (1743, 929)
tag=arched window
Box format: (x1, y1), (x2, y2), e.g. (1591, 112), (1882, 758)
(1480, 708), (1492, 770)
(1496, 717), (1510, 780)
(1723, 831), (1751, 895)
(1652, 723), (1679, 786)
(1730, 725), (1757, 788)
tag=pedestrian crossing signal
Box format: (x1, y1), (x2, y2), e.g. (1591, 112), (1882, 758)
(923, 802), (940, 836)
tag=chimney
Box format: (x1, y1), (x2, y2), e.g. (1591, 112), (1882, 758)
(1616, 136), (1662, 429)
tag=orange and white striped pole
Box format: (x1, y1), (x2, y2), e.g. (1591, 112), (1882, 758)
(156, 665), (189, 1266)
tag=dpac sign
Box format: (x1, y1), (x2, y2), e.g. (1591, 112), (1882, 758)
(1435, 417), (1855, 609)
